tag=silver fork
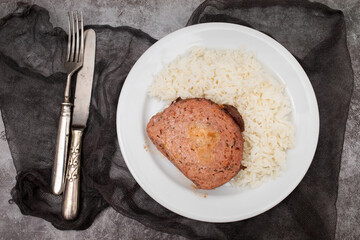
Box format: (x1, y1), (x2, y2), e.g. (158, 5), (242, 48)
(51, 11), (84, 195)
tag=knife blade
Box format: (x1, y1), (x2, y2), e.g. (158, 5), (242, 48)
(62, 29), (96, 220)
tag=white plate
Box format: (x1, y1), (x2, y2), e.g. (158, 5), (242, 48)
(116, 23), (319, 222)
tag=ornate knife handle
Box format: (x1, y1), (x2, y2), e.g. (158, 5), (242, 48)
(62, 128), (83, 220)
(51, 102), (72, 195)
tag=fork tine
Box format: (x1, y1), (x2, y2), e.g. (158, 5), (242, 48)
(70, 12), (75, 62)
(79, 12), (84, 62)
(75, 11), (80, 62)
(66, 13), (71, 62)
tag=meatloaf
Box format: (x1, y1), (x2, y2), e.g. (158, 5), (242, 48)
(146, 98), (244, 190)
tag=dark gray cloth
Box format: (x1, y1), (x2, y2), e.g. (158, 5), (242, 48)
(0, 0), (353, 239)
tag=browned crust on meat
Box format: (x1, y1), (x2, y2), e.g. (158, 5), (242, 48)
(146, 98), (244, 190)
(222, 104), (245, 132)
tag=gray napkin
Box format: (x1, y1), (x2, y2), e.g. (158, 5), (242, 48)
(0, 1), (353, 239)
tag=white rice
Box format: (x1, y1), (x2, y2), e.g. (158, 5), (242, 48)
(148, 47), (295, 187)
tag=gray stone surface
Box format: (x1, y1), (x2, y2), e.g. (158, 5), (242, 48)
(0, 0), (359, 239)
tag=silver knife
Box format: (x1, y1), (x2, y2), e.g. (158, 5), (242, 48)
(62, 29), (96, 220)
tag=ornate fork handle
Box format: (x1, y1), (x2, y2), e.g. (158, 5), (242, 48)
(62, 128), (83, 220)
(51, 101), (72, 195)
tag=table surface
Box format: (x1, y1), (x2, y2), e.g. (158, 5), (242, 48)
(0, 0), (359, 239)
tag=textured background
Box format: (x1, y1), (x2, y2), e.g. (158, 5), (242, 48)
(0, 0), (359, 239)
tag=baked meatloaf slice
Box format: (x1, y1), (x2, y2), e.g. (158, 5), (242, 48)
(146, 98), (244, 190)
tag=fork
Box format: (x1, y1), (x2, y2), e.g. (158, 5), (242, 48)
(51, 11), (84, 195)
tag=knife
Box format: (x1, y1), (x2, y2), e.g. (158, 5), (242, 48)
(62, 29), (96, 220)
